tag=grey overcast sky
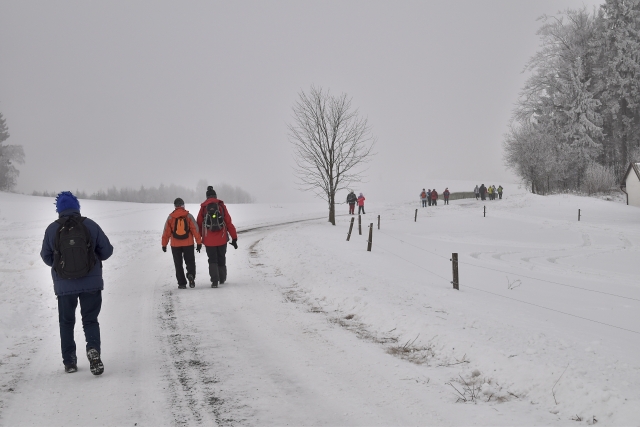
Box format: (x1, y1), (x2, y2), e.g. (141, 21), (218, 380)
(1, 0), (603, 202)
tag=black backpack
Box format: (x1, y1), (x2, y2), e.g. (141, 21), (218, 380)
(203, 202), (225, 231)
(54, 216), (96, 279)
(172, 217), (190, 240)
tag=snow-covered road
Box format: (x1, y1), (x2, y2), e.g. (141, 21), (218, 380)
(1, 190), (639, 426)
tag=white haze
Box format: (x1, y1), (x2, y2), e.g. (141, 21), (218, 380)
(0, 0), (603, 203)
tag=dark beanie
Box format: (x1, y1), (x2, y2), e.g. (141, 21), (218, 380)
(206, 186), (216, 198)
(55, 191), (80, 213)
(174, 197), (184, 207)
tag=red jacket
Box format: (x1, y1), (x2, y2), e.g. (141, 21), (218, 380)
(196, 198), (238, 247)
(431, 190), (438, 199)
(162, 207), (202, 247)
(357, 195), (365, 206)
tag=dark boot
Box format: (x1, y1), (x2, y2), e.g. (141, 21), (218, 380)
(218, 266), (227, 284)
(87, 348), (104, 376)
(209, 262), (220, 285)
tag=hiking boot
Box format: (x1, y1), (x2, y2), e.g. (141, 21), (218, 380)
(187, 273), (195, 288)
(218, 266), (227, 285)
(211, 280), (218, 288)
(64, 363), (78, 373)
(86, 348), (104, 376)
(178, 284), (187, 289)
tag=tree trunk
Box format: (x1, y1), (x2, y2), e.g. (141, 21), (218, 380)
(328, 193), (336, 225)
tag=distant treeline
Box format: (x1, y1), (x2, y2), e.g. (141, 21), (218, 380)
(32, 180), (254, 204)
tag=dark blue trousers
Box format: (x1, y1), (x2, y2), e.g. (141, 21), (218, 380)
(57, 291), (102, 365)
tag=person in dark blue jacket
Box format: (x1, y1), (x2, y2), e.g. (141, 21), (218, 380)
(40, 191), (113, 375)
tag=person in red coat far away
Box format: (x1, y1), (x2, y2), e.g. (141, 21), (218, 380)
(196, 186), (238, 288)
(443, 188), (450, 205)
(357, 193), (366, 214)
(430, 188), (438, 206)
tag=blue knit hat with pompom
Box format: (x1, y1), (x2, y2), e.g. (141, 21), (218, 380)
(55, 191), (80, 213)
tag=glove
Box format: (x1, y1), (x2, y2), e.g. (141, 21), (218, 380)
(162, 246), (167, 253)
(196, 244), (202, 253)
(231, 239), (238, 250)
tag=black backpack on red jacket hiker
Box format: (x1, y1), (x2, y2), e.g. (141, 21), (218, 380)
(203, 202), (225, 232)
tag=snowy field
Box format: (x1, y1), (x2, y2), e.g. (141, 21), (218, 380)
(0, 188), (639, 426)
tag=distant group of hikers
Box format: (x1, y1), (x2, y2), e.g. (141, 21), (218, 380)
(40, 185), (237, 375)
(345, 185), (505, 214)
(419, 185), (505, 206)
(419, 188), (451, 207)
(474, 184), (503, 201)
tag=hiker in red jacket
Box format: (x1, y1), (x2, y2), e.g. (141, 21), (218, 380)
(430, 188), (438, 206)
(443, 188), (450, 205)
(196, 186), (238, 288)
(162, 198), (202, 289)
(357, 193), (366, 214)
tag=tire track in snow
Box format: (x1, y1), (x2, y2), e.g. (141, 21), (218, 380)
(159, 289), (235, 427)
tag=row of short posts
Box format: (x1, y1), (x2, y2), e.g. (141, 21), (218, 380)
(346, 214), (380, 252)
(346, 213), (460, 290)
(345, 214), (367, 241)
(350, 205), (584, 288)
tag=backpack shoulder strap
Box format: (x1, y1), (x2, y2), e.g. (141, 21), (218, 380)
(53, 218), (65, 253)
(78, 217), (93, 248)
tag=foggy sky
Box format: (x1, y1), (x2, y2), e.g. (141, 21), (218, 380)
(0, 0), (603, 203)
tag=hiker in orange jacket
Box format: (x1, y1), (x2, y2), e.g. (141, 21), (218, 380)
(420, 189), (428, 208)
(196, 186), (238, 288)
(162, 198), (202, 289)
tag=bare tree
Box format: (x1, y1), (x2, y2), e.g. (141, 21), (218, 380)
(289, 86), (375, 225)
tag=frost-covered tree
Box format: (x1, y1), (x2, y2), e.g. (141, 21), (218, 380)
(591, 0), (640, 175)
(505, 2), (640, 194)
(0, 112), (25, 191)
(504, 123), (558, 194)
(515, 9), (602, 151)
(582, 162), (617, 194)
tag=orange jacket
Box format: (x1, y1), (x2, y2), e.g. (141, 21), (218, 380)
(162, 207), (202, 247)
(196, 198), (238, 247)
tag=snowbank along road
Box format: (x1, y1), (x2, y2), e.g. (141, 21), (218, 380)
(0, 189), (639, 426)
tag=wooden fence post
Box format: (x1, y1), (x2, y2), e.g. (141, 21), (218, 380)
(346, 217), (355, 241)
(578, 209), (581, 221)
(451, 253), (459, 290)
(377, 215), (380, 230)
(483, 206), (486, 218)
(415, 209), (418, 222)
(358, 214), (362, 235)
(367, 223), (373, 252)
